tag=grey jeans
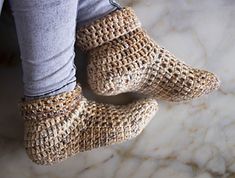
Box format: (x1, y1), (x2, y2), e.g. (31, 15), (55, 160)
(0, 0), (3, 14)
(4, 0), (119, 98)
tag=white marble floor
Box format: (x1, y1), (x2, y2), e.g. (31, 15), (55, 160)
(0, 0), (235, 178)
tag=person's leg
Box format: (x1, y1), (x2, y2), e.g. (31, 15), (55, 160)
(9, 0), (78, 99)
(0, 0), (3, 15)
(76, 0), (121, 27)
(8, 0), (158, 165)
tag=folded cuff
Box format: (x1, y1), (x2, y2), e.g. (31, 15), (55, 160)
(76, 7), (141, 50)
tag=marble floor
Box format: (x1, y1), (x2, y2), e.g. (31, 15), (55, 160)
(0, 0), (235, 178)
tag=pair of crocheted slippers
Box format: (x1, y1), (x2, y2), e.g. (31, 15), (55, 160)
(21, 7), (220, 165)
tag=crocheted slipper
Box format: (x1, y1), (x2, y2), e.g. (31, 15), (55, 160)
(20, 85), (158, 165)
(76, 7), (220, 102)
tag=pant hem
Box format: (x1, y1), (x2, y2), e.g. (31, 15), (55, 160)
(24, 80), (77, 100)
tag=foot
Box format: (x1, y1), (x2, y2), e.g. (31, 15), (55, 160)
(21, 84), (158, 165)
(76, 7), (220, 102)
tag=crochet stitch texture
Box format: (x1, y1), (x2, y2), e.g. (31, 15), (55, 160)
(21, 85), (158, 165)
(77, 7), (220, 102)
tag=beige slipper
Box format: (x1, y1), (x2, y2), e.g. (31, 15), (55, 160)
(21, 84), (158, 165)
(77, 7), (220, 102)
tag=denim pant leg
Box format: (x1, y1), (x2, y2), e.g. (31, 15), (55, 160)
(9, 0), (78, 98)
(0, 0), (4, 15)
(77, 0), (121, 27)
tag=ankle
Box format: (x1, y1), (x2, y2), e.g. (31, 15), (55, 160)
(76, 0), (120, 27)
(24, 81), (77, 100)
